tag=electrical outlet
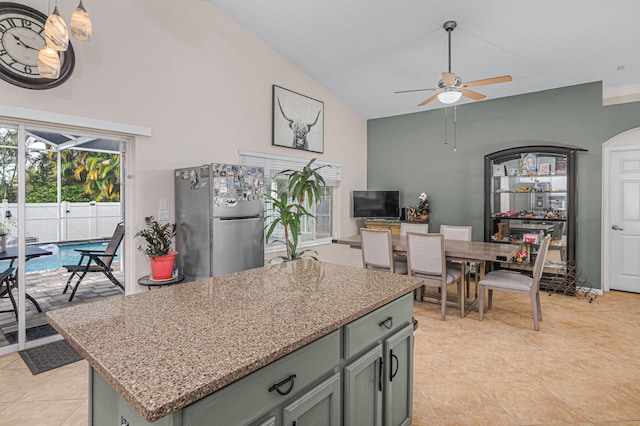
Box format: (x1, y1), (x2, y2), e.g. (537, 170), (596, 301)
(120, 416), (130, 426)
(158, 210), (169, 221)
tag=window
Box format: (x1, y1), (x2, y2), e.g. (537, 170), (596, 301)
(239, 151), (340, 252)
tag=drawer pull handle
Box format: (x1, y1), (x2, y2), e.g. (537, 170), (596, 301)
(390, 350), (399, 381)
(379, 317), (393, 329)
(378, 357), (384, 392)
(269, 374), (297, 396)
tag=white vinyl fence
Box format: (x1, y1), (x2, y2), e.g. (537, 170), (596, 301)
(2, 200), (121, 244)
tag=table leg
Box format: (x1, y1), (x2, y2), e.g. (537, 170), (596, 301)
(459, 262), (466, 318)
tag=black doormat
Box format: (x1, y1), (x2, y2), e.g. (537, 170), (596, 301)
(4, 323), (59, 344)
(19, 339), (84, 375)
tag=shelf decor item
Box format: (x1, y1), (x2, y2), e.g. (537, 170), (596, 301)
(415, 192), (429, 222)
(136, 216), (177, 280)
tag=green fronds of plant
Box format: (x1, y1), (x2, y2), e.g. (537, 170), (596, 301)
(135, 216), (176, 258)
(265, 158), (329, 263)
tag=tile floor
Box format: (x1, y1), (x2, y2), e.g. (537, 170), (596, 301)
(0, 287), (639, 425)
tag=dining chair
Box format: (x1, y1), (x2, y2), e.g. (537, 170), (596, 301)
(360, 228), (407, 274)
(478, 235), (551, 331)
(406, 232), (462, 320)
(400, 222), (429, 235)
(63, 222), (125, 302)
(440, 224), (475, 296)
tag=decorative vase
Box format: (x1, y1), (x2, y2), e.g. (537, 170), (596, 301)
(149, 251), (177, 280)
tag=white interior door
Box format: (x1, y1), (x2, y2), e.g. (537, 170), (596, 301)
(609, 149), (640, 292)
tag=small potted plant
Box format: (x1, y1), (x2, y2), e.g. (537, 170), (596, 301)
(0, 214), (15, 253)
(135, 216), (177, 280)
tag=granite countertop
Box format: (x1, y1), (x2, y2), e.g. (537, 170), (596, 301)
(46, 259), (423, 422)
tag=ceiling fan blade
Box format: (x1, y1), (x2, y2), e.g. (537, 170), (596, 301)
(418, 93), (439, 106)
(461, 75), (512, 88)
(442, 72), (456, 86)
(460, 88), (486, 100)
(394, 88), (438, 94)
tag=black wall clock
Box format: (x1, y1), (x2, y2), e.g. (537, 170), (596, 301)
(0, 2), (74, 89)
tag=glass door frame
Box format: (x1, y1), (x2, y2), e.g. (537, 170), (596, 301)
(0, 112), (145, 355)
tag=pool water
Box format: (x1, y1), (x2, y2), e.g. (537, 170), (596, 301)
(0, 242), (121, 273)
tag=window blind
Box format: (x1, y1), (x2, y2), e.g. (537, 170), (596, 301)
(238, 150), (341, 186)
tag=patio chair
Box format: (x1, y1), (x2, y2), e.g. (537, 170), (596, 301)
(62, 223), (125, 301)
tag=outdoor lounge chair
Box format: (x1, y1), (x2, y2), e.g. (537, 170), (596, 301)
(62, 222), (125, 301)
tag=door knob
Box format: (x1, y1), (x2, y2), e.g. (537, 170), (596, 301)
(612, 225), (623, 231)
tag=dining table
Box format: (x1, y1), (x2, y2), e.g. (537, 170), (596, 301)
(0, 245), (53, 319)
(334, 234), (520, 317)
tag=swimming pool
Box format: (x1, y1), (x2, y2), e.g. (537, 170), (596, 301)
(0, 242), (121, 273)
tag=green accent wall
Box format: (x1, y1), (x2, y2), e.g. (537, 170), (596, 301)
(367, 82), (640, 289)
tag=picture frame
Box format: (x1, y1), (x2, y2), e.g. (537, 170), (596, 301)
(539, 163), (551, 175)
(493, 164), (505, 176)
(555, 158), (567, 174)
(272, 85), (324, 153)
(520, 152), (538, 175)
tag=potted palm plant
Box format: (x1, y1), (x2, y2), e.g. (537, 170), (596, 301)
(265, 158), (328, 262)
(135, 216), (177, 280)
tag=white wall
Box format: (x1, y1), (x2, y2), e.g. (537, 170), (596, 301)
(1, 0), (367, 283)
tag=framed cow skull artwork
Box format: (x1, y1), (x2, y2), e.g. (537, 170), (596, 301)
(272, 85), (324, 153)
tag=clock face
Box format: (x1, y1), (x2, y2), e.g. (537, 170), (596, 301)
(0, 3), (74, 89)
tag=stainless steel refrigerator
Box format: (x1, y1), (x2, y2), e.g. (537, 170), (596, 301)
(175, 163), (265, 282)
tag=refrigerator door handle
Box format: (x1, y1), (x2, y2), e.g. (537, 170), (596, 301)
(218, 215), (262, 221)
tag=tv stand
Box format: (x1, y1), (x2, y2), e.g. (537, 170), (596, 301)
(365, 219), (401, 235)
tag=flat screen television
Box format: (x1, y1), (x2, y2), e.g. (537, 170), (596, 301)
(352, 190), (400, 218)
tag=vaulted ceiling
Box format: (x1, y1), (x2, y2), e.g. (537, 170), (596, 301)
(207, 0), (640, 119)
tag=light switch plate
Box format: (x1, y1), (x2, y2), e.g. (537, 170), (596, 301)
(158, 210), (169, 221)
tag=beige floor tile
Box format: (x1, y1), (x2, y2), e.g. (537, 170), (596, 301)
(544, 378), (640, 423)
(480, 381), (590, 424)
(412, 386), (444, 426)
(0, 369), (49, 403)
(0, 400), (83, 426)
(61, 400), (88, 426)
(417, 382), (518, 425)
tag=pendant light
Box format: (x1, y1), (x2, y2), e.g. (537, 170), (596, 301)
(45, 3), (69, 51)
(70, 0), (92, 42)
(38, 45), (61, 79)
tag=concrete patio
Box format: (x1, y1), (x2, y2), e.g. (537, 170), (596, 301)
(0, 262), (124, 347)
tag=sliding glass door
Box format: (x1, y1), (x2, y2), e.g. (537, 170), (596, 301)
(0, 121), (128, 353)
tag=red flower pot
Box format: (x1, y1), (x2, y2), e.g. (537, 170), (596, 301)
(150, 251), (177, 280)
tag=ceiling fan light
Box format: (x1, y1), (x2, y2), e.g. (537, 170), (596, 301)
(71, 0), (92, 42)
(38, 45), (61, 79)
(437, 89), (462, 104)
(45, 6), (69, 51)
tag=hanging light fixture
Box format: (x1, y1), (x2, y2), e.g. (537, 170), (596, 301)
(37, 45), (61, 79)
(70, 0), (92, 42)
(44, 3), (69, 51)
(437, 88), (462, 105)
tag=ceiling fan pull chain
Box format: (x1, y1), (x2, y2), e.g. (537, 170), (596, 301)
(453, 105), (457, 152)
(444, 106), (448, 145)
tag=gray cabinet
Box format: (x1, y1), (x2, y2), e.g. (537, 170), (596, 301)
(344, 344), (383, 426)
(282, 373), (341, 426)
(343, 293), (414, 426)
(384, 324), (414, 426)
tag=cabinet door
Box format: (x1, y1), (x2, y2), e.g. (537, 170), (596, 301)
(344, 344), (383, 426)
(384, 324), (414, 426)
(282, 373), (341, 426)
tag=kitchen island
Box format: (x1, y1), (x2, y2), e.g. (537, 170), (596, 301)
(47, 259), (423, 426)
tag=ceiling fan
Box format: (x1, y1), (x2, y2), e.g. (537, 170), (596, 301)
(395, 20), (513, 106)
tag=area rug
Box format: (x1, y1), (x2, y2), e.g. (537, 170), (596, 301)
(19, 340), (83, 375)
(4, 323), (59, 344)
